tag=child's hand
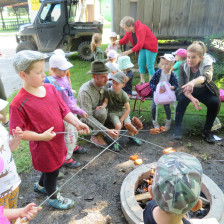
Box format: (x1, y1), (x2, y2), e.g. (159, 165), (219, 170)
(12, 127), (23, 141)
(19, 203), (42, 222)
(96, 106), (103, 111)
(76, 123), (90, 135)
(41, 127), (56, 141)
(159, 89), (166, 93)
(169, 86), (175, 91)
(72, 89), (76, 94)
(83, 113), (88, 119)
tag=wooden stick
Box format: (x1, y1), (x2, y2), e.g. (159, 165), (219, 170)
(135, 192), (152, 201)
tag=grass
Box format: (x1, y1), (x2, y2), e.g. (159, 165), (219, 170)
(8, 43), (224, 174)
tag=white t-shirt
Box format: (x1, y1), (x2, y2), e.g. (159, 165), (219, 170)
(106, 43), (119, 52)
(0, 125), (21, 198)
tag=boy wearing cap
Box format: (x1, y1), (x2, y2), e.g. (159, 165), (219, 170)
(47, 54), (88, 169)
(149, 54), (178, 131)
(96, 72), (142, 152)
(105, 49), (119, 88)
(10, 50), (89, 210)
(144, 152), (203, 224)
(172, 48), (187, 81)
(0, 99), (22, 223)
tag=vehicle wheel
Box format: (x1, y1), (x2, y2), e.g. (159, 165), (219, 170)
(16, 42), (37, 53)
(78, 41), (93, 61)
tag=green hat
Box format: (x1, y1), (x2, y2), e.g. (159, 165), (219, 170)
(118, 55), (134, 70)
(152, 152), (202, 215)
(87, 61), (111, 74)
(110, 71), (126, 84)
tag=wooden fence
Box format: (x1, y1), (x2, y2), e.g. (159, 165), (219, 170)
(0, 19), (30, 31)
(112, 0), (224, 39)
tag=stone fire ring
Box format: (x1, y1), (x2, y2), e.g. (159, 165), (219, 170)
(120, 163), (224, 224)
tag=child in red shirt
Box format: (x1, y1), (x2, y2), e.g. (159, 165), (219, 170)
(10, 50), (89, 210)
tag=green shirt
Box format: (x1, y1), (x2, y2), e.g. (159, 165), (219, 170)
(173, 61), (182, 81)
(94, 47), (106, 62)
(104, 88), (129, 112)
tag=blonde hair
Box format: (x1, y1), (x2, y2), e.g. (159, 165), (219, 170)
(120, 16), (135, 28)
(159, 58), (174, 69)
(187, 41), (207, 57)
(91, 33), (102, 52)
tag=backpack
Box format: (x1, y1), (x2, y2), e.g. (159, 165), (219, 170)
(133, 83), (152, 115)
(220, 89), (224, 101)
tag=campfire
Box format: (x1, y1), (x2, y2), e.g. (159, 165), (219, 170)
(135, 168), (210, 219)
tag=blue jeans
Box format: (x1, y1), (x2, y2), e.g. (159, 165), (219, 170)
(138, 49), (157, 75)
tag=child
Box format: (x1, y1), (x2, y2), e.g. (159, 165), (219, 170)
(149, 54), (178, 131)
(48, 49), (75, 93)
(10, 50), (89, 210)
(0, 203), (40, 224)
(91, 33), (106, 62)
(172, 48), (187, 81)
(96, 72), (142, 152)
(105, 49), (119, 88)
(118, 56), (134, 98)
(48, 54), (88, 168)
(144, 152), (203, 224)
(0, 99), (22, 224)
(106, 32), (120, 54)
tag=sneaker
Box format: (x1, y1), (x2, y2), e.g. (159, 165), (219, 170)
(202, 131), (216, 143)
(73, 146), (87, 154)
(91, 134), (107, 147)
(2, 121), (9, 127)
(112, 143), (120, 152)
(34, 182), (47, 195)
(164, 119), (171, 131)
(63, 158), (80, 169)
(47, 193), (75, 210)
(173, 126), (182, 140)
(152, 120), (160, 129)
(129, 137), (142, 146)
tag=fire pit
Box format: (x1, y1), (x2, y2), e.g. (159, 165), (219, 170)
(120, 163), (224, 224)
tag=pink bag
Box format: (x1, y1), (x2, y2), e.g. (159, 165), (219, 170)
(220, 89), (224, 101)
(154, 81), (176, 105)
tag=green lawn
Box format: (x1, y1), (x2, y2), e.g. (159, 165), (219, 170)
(7, 44), (224, 174)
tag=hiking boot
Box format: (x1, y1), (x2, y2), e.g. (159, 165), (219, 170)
(202, 131), (216, 143)
(91, 134), (107, 147)
(112, 142), (120, 152)
(47, 193), (75, 210)
(152, 120), (160, 129)
(129, 137), (142, 146)
(34, 182), (47, 195)
(173, 126), (182, 140)
(73, 145), (87, 154)
(63, 158), (80, 169)
(164, 119), (171, 131)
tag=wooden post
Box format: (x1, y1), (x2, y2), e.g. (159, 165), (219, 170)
(0, 6), (6, 30)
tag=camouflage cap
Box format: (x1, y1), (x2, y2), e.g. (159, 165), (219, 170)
(152, 152), (202, 215)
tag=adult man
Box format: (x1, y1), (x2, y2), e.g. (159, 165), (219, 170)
(78, 61), (118, 146)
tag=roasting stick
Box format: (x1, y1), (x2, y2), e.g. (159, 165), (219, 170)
(20, 130), (127, 222)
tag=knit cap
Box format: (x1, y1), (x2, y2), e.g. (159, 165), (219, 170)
(152, 152), (202, 215)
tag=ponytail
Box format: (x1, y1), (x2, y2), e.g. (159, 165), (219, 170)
(91, 33), (102, 53)
(187, 41), (207, 57)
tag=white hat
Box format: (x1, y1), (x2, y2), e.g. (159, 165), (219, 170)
(107, 49), (118, 59)
(49, 54), (73, 71)
(109, 32), (117, 38)
(53, 49), (66, 57)
(160, 54), (175, 62)
(0, 99), (8, 111)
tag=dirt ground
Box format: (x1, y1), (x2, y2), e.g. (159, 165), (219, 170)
(18, 121), (224, 224)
